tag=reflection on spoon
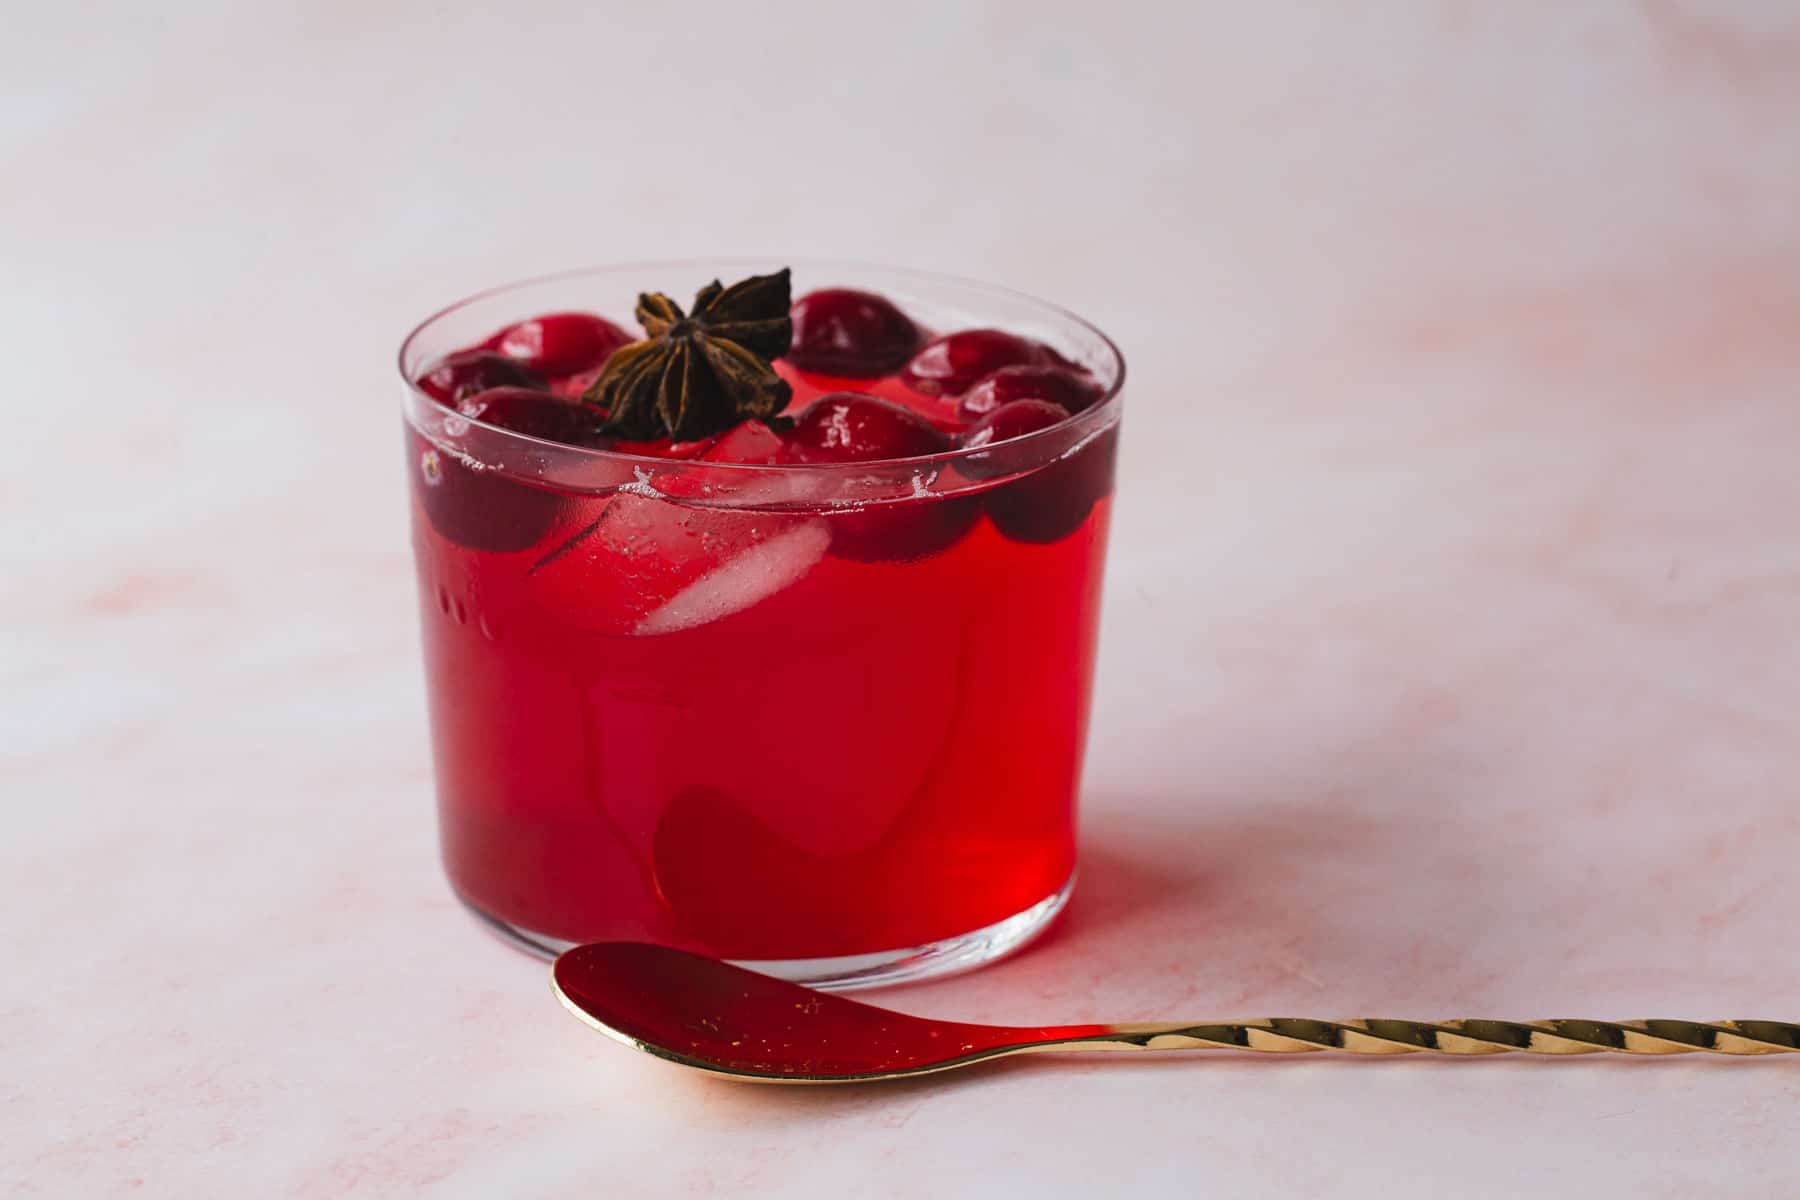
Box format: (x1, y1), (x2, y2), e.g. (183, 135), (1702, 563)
(552, 942), (1800, 1084)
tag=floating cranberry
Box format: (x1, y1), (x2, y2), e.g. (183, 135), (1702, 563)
(783, 393), (952, 463)
(786, 288), (924, 377)
(418, 350), (543, 404)
(985, 423), (1120, 544)
(900, 329), (1055, 397)
(459, 387), (601, 446)
(485, 312), (633, 378)
(772, 396), (975, 560)
(409, 432), (568, 553)
(957, 399), (1072, 481)
(827, 495), (980, 563)
(409, 389), (597, 550)
(958, 364), (1101, 420)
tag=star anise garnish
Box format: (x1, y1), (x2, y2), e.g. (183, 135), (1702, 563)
(583, 268), (794, 441)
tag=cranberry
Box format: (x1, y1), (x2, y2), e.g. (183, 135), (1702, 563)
(958, 364), (1102, 420)
(410, 388), (596, 549)
(418, 350), (543, 403)
(485, 312), (633, 378)
(458, 387), (600, 446)
(783, 393), (953, 463)
(667, 398), (980, 560)
(786, 288), (924, 377)
(773, 396), (976, 561)
(960, 399), (1072, 449)
(957, 399), (1072, 481)
(408, 432), (568, 553)
(899, 329), (1055, 397)
(827, 495), (980, 563)
(985, 423), (1120, 544)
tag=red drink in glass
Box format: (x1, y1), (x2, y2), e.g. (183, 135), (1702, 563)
(400, 262), (1122, 988)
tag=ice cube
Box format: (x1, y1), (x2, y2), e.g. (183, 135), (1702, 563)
(635, 521), (829, 636)
(526, 491), (828, 636)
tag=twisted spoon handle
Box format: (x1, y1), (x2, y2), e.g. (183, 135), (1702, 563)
(1081, 1019), (1800, 1056)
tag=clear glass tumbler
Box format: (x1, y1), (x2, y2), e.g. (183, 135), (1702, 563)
(399, 260), (1123, 988)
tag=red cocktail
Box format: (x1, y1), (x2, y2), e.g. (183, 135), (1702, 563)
(400, 262), (1122, 987)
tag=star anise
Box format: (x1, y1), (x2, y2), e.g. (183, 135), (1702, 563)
(584, 268), (794, 441)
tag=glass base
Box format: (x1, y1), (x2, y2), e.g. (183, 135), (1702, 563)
(461, 874), (1074, 991)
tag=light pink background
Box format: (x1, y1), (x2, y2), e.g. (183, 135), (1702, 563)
(6, 2), (1799, 1196)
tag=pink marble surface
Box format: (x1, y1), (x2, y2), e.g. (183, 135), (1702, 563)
(6, 2), (1800, 1196)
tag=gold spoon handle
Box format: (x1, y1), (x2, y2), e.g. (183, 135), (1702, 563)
(1068, 1019), (1800, 1056)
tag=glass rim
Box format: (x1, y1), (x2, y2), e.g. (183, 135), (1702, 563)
(396, 257), (1126, 475)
